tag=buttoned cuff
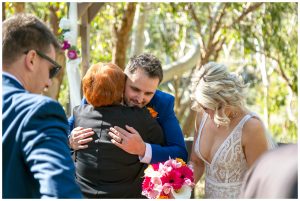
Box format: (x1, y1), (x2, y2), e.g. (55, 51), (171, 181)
(138, 143), (152, 164)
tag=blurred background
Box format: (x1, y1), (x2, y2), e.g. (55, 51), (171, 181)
(3, 2), (297, 197)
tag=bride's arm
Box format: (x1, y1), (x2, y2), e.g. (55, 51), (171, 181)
(189, 112), (205, 183)
(242, 117), (269, 167)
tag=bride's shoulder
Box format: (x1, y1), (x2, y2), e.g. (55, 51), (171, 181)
(242, 115), (266, 142)
(244, 114), (265, 132)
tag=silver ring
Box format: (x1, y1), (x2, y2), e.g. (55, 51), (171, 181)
(120, 138), (123, 144)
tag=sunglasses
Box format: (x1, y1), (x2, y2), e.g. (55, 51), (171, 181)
(24, 50), (62, 78)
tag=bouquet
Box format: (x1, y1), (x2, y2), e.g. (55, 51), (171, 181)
(142, 158), (195, 199)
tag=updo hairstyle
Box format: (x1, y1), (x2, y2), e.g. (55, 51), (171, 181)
(190, 62), (248, 126)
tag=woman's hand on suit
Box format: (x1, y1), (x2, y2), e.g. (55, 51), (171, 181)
(69, 127), (95, 150)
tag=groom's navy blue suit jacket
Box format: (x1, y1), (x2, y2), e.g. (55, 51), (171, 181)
(2, 74), (82, 198)
(68, 90), (188, 163)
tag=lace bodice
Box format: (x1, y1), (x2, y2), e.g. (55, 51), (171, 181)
(194, 113), (252, 198)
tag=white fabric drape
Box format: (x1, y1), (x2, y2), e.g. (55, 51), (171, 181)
(66, 59), (81, 115)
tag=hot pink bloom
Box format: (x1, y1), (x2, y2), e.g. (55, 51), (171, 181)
(142, 177), (152, 190)
(152, 163), (159, 171)
(61, 40), (71, 50)
(67, 49), (78, 60)
(178, 165), (194, 182)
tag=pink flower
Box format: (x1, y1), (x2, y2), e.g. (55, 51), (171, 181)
(142, 158), (195, 199)
(67, 49), (78, 60)
(142, 177), (152, 191)
(152, 163), (159, 171)
(179, 165), (194, 182)
(162, 169), (184, 190)
(61, 40), (71, 50)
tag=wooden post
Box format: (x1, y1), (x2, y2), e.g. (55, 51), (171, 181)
(80, 12), (90, 78)
(78, 3), (104, 78)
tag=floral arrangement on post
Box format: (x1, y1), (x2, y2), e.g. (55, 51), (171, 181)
(142, 158), (195, 199)
(58, 18), (80, 60)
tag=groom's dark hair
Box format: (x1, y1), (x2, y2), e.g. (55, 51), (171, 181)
(125, 53), (163, 84)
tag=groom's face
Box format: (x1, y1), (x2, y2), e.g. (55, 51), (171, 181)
(124, 67), (160, 108)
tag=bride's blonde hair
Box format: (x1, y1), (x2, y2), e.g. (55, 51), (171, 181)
(190, 62), (248, 127)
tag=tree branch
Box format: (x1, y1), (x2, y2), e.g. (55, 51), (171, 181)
(211, 4), (228, 40)
(188, 3), (206, 51)
(118, 3), (136, 35)
(256, 50), (294, 91)
(226, 2), (263, 28)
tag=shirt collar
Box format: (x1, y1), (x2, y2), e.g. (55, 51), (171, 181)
(2, 71), (24, 87)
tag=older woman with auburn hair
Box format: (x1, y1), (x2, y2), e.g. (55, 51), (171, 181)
(73, 62), (164, 198)
(82, 62), (125, 107)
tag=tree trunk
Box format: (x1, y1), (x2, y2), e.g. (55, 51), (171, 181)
(80, 12), (90, 78)
(112, 2), (136, 70)
(43, 4), (64, 100)
(79, 3), (104, 78)
(49, 4), (59, 35)
(182, 110), (197, 137)
(130, 3), (148, 57)
(13, 2), (25, 13)
(2, 2), (6, 21)
(162, 41), (200, 84)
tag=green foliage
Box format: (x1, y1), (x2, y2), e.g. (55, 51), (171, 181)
(4, 2), (297, 146)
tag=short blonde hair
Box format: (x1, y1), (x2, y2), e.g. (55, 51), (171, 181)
(190, 62), (248, 126)
(82, 62), (125, 107)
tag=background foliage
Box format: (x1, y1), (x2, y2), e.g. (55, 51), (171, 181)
(3, 2), (297, 142)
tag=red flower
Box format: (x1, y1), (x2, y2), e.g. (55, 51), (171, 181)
(178, 165), (194, 182)
(161, 169), (183, 190)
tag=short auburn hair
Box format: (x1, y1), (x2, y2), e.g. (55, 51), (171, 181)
(82, 62), (125, 107)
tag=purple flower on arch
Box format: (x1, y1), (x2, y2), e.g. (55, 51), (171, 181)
(61, 40), (71, 50)
(67, 49), (78, 60)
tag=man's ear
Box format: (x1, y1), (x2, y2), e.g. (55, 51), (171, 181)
(24, 50), (37, 72)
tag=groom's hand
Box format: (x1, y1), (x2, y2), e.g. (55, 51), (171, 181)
(109, 125), (146, 157)
(69, 127), (94, 150)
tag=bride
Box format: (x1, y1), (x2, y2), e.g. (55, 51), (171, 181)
(189, 62), (277, 198)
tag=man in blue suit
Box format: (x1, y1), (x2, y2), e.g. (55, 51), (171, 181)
(2, 14), (82, 198)
(68, 53), (188, 164)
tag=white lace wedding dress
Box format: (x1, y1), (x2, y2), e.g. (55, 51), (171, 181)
(194, 113), (254, 198)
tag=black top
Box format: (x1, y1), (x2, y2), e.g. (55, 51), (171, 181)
(73, 104), (164, 198)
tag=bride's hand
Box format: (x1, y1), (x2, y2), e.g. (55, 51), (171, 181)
(69, 127), (94, 150)
(108, 125), (146, 157)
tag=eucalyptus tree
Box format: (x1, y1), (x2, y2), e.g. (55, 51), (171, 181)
(139, 2), (297, 142)
(4, 2), (296, 142)
(229, 3), (298, 141)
